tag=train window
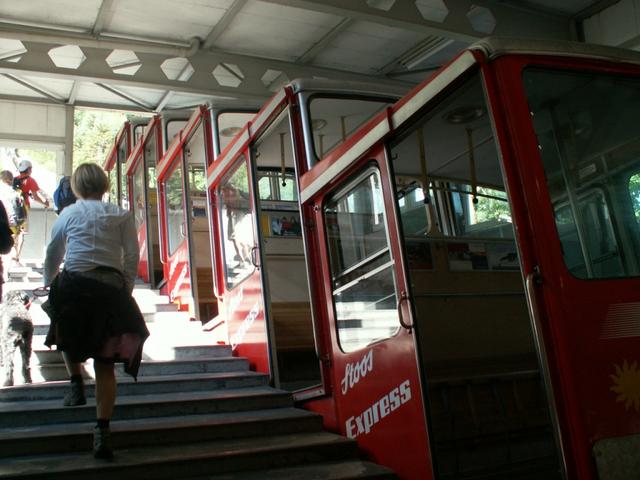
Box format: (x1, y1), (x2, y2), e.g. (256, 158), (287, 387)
(449, 184), (512, 238)
(165, 163), (185, 256)
(524, 68), (640, 278)
(308, 95), (394, 160)
(218, 158), (254, 289)
(165, 119), (187, 147)
(132, 160), (145, 230)
(325, 168), (400, 352)
(117, 138), (128, 209)
(389, 72), (509, 241)
(217, 111), (255, 155)
(257, 169), (297, 201)
(133, 123), (146, 145)
(107, 168), (117, 204)
(144, 129), (157, 189)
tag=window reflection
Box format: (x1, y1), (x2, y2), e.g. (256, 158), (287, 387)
(219, 158), (254, 288)
(165, 164), (185, 255)
(325, 169), (399, 352)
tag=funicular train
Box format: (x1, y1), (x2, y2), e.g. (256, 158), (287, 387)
(102, 38), (640, 479)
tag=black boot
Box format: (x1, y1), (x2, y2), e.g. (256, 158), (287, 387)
(93, 426), (113, 459)
(63, 377), (86, 406)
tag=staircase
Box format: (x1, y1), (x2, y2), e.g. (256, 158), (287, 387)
(0, 261), (395, 479)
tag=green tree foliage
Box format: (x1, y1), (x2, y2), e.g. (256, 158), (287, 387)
(73, 108), (129, 168)
(630, 173), (640, 220)
(475, 186), (511, 223)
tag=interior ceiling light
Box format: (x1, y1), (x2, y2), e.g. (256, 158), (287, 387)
(220, 126), (242, 137)
(442, 105), (486, 124)
(312, 119), (327, 131)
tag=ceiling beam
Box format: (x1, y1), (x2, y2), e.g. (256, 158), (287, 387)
(0, 93), (151, 113)
(92, 0), (116, 36)
(297, 17), (354, 64)
(95, 83), (154, 112)
(0, 36), (413, 107)
(155, 90), (174, 112)
(67, 80), (80, 105)
(258, 0), (571, 41)
(202, 0), (248, 49)
(2, 73), (66, 103)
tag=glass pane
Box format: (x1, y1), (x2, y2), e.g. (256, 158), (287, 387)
(256, 170), (297, 202)
(325, 170), (399, 352)
(524, 68), (640, 279)
(119, 162), (128, 209)
(185, 125), (208, 218)
(132, 162), (145, 230)
(144, 130), (157, 189)
(217, 112), (255, 154)
(450, 185), (513, 238)
(309, 96), (394, 159)
(258, 176), (272, 200)
(166, 119), (187, 147)
(218, 158), (254, 288)
(165, 164), (185, 256)
(117, 138), (128, 209)
(133, 124), (146, 145)
(108, 169), (117, 204)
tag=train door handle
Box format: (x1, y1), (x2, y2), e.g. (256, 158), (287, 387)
(180, 222), (186, 238)
(397, 291), (413, 333)
(251, 246), (259, 268)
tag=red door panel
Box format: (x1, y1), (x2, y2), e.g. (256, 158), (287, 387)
(308, 149), (432, 479)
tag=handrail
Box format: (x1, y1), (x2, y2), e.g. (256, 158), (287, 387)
(525, 269), (568, 479)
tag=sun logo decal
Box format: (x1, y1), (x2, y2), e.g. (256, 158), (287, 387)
(610, 360), (640, 412)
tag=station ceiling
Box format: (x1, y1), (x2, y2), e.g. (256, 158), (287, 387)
(0, 0), (613, 113)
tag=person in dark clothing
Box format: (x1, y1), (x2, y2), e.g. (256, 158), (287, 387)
(42, 162), (148, 459)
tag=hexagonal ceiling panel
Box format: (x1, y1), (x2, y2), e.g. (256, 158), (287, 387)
(415, 0), (449, 23)
(467, 5), (496, 34)
(261, 69), (290, 92)
(212, 63), (244, 88)
(161, 57), (195, 82)
(106, 49), (142, 76)
(0, 38), (27, 63)
(48, 45), (86, 69)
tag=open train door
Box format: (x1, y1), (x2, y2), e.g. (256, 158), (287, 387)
(208, 128), (271, 375)
(302, 145), (432, 479)
(489, 54), (640, 479)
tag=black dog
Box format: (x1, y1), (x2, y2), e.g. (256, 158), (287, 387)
(0, 290), (33, 386)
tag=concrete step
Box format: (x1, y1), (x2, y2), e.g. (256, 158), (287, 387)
(0, 387), (292, 427)
(0, 431), (358, 480)
(0, 407), (322, 457)
(186, 460), (397, 479)
(13, 354), (247, 384)
(143, 311), (191, 322)
(133, 357), (249, 377)
(0, 371), (268, 402)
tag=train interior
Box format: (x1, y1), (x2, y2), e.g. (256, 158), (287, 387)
(250, 110), (320, 390)
(142, 126), (162, 286)
(182, 122), (217, 323)
(245, 93), (399, 391)
(523, 67), (640, 280)
(388, 73), (563, 478)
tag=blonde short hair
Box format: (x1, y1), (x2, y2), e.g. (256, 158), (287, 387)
(71, 163), (109, 199)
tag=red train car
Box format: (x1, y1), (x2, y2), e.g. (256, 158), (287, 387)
(102, 118), (148, 207)
(123, 112), (191, 287)
(156, 106), (257, 323)
(206, 38), (640, 479)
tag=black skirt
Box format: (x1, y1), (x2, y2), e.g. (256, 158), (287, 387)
(43, 267), (149, 379)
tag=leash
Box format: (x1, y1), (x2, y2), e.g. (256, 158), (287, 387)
(32, 286), (49, 297)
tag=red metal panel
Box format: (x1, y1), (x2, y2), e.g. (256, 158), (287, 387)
(486, 53), (640, 480)
(301, 146), (433, 480)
